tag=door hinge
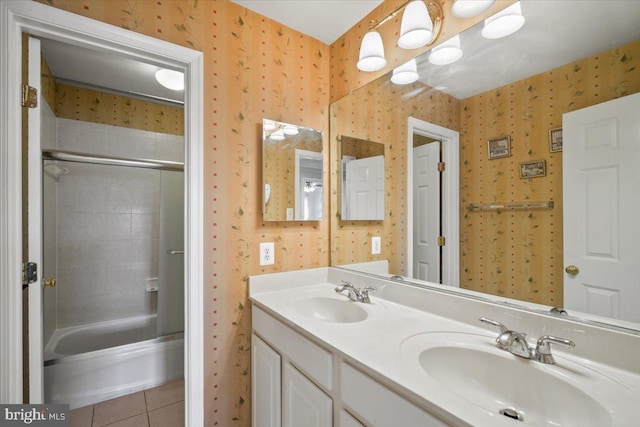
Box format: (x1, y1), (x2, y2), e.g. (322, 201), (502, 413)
(437, 236), (446, 246)
(22, 84), (38, 108)
(437, 161), (445, 172)
(22, 262), (38, 289)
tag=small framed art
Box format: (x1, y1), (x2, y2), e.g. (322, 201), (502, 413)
(519, 160), (547, 178)
(487, 136), (511, 160)
(549, 127), (562, 152)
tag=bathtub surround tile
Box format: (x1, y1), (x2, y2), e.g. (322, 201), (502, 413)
(70, 404), (94, 427)
(144, 379), (184, 411)
(92, 391), (146, 427)
(148, 401), (184, 427)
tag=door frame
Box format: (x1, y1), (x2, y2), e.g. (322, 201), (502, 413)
(294, 149), (323, 220)
(406, 117), (460, 287)
(0, 2), (205, 424)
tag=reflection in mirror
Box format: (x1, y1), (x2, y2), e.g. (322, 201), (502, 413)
(339, 136), (385, 220)
(330, 1), (640, 333)
(262, 119), (323, 221)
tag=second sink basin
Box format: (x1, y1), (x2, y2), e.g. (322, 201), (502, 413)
(401, 332), (637, 426)
(293, 297), (368, 323)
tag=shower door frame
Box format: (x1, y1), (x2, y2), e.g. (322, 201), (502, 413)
(0, 2), (205, 425)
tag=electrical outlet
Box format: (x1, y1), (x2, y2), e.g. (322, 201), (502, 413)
(259, 242), (275, 266)
(372, 236), (381, 255)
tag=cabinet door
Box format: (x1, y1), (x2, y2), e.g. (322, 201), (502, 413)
(283, 363), (332, 427)
(252, 335), (281, 427)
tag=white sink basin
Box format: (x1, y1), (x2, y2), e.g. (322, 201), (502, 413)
(401, 332), (638, 426)
(293, 297), (368, 323)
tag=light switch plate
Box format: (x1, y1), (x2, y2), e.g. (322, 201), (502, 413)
(372, 236), (381, 255)
(260, 242), (275, 266)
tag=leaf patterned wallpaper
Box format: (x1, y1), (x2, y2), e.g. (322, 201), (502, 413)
(460, 39), (640, 305)
(38, 0), (329, 425)
(330, 74), (460, 273)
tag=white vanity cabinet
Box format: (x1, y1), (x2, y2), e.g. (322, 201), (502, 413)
(251, 306), (450, 427)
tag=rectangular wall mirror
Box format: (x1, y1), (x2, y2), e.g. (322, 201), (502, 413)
(339, 135), (385, 220)
(262, 119), (323, 221)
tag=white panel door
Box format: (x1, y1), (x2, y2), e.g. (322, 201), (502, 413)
(563, 92), (640, 322)
(27, 36), (44, 403)
(252, 335), (281, 427)
(346, 155), (384, 220)
(413, 142), (441, 282)
(283, 363), (332, 427)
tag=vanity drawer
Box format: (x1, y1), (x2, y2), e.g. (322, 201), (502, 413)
(340, 362), (449, 427)
(253, 306), (333, 390)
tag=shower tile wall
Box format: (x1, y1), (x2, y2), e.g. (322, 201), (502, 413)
(55, 118), (183, 329)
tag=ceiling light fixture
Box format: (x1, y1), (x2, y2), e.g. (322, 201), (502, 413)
(428, 35), (463, 65)
(451, 0), (495, 19)
(391, 58), (419, 85)
(155, 69), (184, 91)
(283, 125), (299, 136)
(357, 1), (443, 72)
(263, 120), (277, 131)
(481, 1), (525, 39)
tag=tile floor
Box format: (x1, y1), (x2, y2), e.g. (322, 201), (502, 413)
(69, 379), (184, 427)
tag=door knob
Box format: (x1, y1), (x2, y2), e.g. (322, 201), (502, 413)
(42, 278), (56, 287)
(565, 265), (579, 276)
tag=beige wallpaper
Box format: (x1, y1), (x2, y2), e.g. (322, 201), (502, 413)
(330, 74), (460, 273)
(460, 39), (640, 305)
(38, 1), (330, 425)
(54, 83), (184, 135)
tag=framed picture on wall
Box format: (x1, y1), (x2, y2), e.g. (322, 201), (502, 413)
(519, 159), (547, 178)
(487, 136), (511, 160)
(549, 127), (563, 152)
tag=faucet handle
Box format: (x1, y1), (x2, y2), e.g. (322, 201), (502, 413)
(479, 317), (509, 333)
(535, 335), (576, 364)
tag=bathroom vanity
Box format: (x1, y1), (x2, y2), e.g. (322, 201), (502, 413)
(249, 267), (640, 427)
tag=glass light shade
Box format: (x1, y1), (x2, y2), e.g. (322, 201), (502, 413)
(269, 130), (285, 141)
(283, 125), (299, 136)
(263, 120), (277, 131)
(451, 0), (495, 19)
(481, 2), (525, 39)
(429, 35), (463, 65)
(155, 69), (184, 91)
(398, 1), (433, 50)
(357, 31), (387, 72)
(391, 59), (419, 85)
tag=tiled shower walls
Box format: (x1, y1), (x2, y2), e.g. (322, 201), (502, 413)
(49, 118), (184, 329)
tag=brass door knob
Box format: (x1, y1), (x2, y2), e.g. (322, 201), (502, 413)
(565, 265), (580, 276)
(42, 278), (56, 287)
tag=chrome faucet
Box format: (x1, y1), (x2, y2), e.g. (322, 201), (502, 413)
(479, 318), (575, 364)
(335, 280), (375, 303)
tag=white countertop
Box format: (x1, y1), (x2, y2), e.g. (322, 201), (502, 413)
(249, 268), (640, 427)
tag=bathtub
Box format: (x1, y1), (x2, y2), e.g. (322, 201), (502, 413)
(44, 314), (183, 409)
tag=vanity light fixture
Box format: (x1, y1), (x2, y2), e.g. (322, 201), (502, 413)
(391, 58), (419, 85)
(263, 120), (277, 131)
(481, 1), (525, 39)
(357, 1), (443, 72)
(451, 0), (495, 19)
(428, 35), (463, 65)
(283, 125), (299, 136)
(357, 31), (387, 72)
(155, 69), (184, 91)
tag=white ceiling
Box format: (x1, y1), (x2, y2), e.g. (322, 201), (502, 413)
(229, 0), (383, 44)
(39, 1), (640, 104)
